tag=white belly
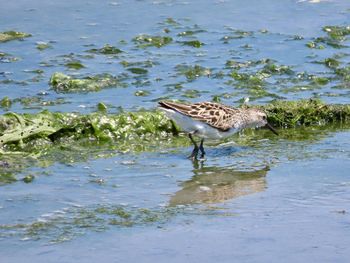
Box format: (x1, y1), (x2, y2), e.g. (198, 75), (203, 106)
(161, 108), (238, 139)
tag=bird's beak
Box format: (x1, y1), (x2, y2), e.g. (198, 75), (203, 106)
(266, 122), (279, 135)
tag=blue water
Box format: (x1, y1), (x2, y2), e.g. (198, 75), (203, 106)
(1, 0), (349, 114)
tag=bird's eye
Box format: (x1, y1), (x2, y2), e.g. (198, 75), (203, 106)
(263, 115), (267, 120)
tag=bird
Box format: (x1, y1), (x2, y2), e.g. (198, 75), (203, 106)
(158, 100), (278, 160)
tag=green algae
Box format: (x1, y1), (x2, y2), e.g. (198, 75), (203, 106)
(127, 67), (148, 74)
(65, 61), (85, 70)
(308, 26), (350, 49)
(86, 44), (123, 55)
(120, 60), (158, 68)
(132, 34), (173, 48)
(228, 71), (267, 87)
(263, 99), (350, 128)
(323, 25), (350, 41)
(0, 31), (31, 42)
(261, 63), (294, 75)
(221, 29), (253, 43)
(306, 41), (325, 49)
(0, 204), (182, 242)
(180, 40), (204, 48)
(49, 72), (126, 93)
(97, 102), (108, 112)
(311, 76), (329, 86)
(134, 90), (150, 96)
(0, 172), (17, 185)
(22, 174), (35, 183)
(0, 52), (19, 63)
(0, 110), (179, 153)
(0, 97), (12, 109)
(6, 96), (66, 109)
(36, 42), (52, 51)
(0, 100), (349, 153)
(182, 89), (202, 98)
(324, 57), (341, 69)
(177, 30), (205, 37)
(175, 64), (211, 81)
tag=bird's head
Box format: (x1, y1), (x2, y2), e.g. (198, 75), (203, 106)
(246, 108), (278, 135)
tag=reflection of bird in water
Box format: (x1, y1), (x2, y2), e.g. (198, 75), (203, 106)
(169, 163), (268, 206)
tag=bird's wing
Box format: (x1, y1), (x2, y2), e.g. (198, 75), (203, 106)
(158, 101), (240, 131)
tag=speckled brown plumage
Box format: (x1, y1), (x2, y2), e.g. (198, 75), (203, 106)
(159, 101), (244, 131)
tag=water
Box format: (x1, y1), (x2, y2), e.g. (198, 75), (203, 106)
(1, 0), (350, 262)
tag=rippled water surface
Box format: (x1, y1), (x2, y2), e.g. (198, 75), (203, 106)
(1, 0), (350, 262)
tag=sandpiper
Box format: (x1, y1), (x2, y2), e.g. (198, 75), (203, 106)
(158, 100), (278, 160)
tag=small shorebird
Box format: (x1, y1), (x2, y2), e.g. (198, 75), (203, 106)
(158, 100), (278, 160)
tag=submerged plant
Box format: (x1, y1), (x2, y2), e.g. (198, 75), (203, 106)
(49, 72), (126, 93)
(0, 31), (31, 42)
(132, 34), (173, 48)
(86, 44), (123, 55)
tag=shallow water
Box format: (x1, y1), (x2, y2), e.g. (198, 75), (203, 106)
(1, 0), (350, 262)
(1, 0), (350, 114)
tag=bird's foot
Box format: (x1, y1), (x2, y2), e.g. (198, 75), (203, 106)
(188, 147), (199, 160)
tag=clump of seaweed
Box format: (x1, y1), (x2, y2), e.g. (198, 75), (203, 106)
(175, 64), (211, 81)
(132, 34), (173, 48)
(308, 25), (350, 49)
(0, 100), (349, 152)
(49, 72), (126, 93)
(0, 31), (31, 42)
(264, 99), (350, 128)
(86, 44), (123, 55)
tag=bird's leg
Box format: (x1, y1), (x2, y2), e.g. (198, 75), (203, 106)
(188, 133), (199, 160)
(199, 138), (206, 160)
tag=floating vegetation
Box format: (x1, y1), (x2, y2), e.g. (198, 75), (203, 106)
(49, 72), (126, 93)
(335, 66), (350, 81)
(0, 96), (67, 109)
(23, 69), (44, 74)
(307, 25), (350, 49)
(0, 172), (17, 185)
(261, 63), (294, 75)
(229, 71), (267, 88)
(323, 57), (341, 68)
(0, 31), (31, 42)
(175, 64), (211, 81)
(311, 76), (329, 86)
(86, 44), (123, 55)
(0, 204), (182, 243)
(0, 109), (178, 152)
(264, 99), (350, 128)
(132, 34), (173, 48)
(36, 42), (52, 51)
(0, 96), (12, 108)
(323, 25), (350, 41)
(22, 174), (35, 183)
(182, 89), (202, 98)
(306, 41), (325, 49)
(177, 30), (205, 37)
(180, 40), (204, 48)
(221, 29), (253, 43)
(0, 52), (19, 63)
(120, 60), (158, 68)
(134, 90), (150, 96)
(65, 60), (85, 70)
(127, 67), (148, 74)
